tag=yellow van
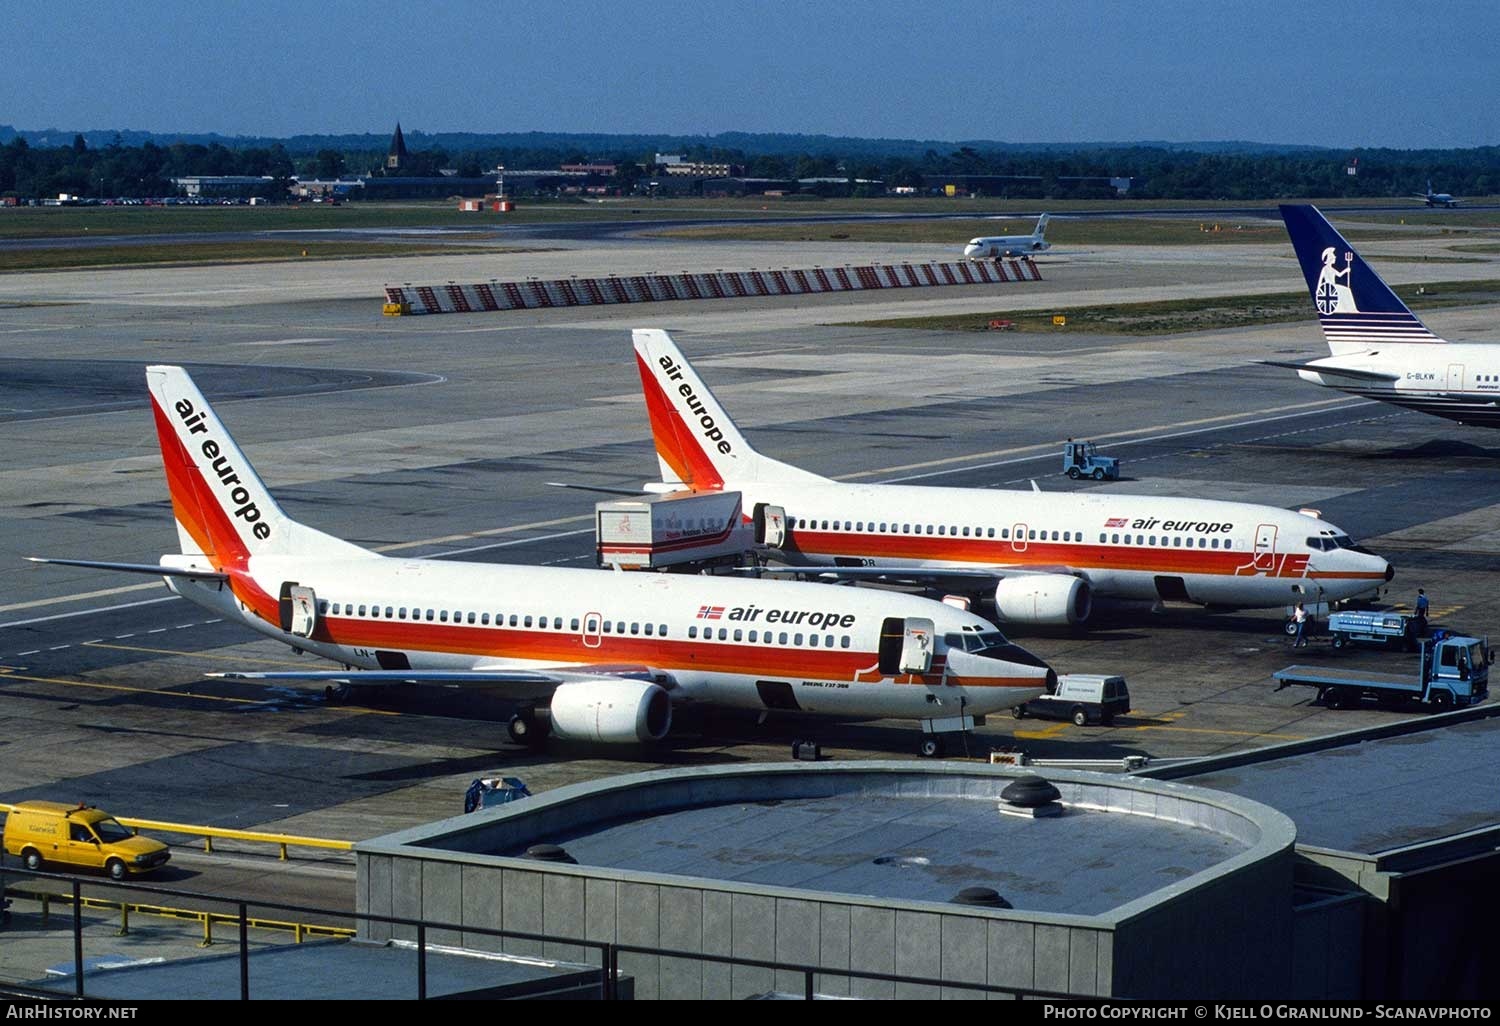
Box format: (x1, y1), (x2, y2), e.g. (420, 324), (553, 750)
(3, 801), (170, 879)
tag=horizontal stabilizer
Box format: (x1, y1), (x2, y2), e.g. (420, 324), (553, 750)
(26, 556), (227, 581)
(546, 481), (652, 497)
(1258, 360), (1401, 382)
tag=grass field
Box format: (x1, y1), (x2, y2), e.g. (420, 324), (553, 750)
(0, 240), (512, 273)
(842, 278), (1500, 336)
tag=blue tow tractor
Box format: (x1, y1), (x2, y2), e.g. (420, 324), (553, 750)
(1063, 440), (1119, 481)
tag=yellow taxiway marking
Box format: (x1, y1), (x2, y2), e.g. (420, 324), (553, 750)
(0, 666), (399, 714)
(81, 641), (308, 667)
(1018, 707), (1301, 742)
(0, 667), (263, 704)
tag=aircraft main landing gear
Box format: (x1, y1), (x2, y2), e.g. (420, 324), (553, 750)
(507, 710), (549, 748)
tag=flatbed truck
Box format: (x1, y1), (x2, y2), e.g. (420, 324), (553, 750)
(1272, 634), (1490, 711)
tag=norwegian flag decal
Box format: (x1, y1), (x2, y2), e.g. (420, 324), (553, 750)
(697, 605), (725, 620)
(1104, 517), (1128, 528)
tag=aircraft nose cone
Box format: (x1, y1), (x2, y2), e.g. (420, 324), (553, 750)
(1384, 561), (1395, 583)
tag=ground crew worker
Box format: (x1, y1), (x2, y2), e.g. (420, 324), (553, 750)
(1292, 602), (1308, 648)
(1414, 588), (1430, 636)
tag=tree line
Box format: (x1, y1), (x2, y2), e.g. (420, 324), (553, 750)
(2, 133), (1495, 200)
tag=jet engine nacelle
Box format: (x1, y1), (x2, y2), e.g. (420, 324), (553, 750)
(993, 574), (1092, 626)
(548, 679), (672, 744)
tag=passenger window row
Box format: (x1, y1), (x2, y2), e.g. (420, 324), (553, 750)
(782, 516), (1236, 549)
(687, 625), (852, 648)
(316, 601), (669, 638)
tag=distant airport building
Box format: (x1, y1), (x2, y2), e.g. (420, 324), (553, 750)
(920, 173), (1045, 197)
(171, 175), (279, 198)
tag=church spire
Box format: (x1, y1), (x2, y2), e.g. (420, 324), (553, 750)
(386, 123), (408, 171)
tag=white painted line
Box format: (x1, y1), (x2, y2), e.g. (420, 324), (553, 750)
(0, 581), (163, 614)
(0, 596), (181, 630)
(882, 400), (1377, 484)
(431, 528), (593, 559)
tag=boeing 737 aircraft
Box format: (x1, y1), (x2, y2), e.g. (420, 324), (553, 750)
(1416, 181), (1460, 208)
(1270, 204), (1499, 428)
(963, 214), (1051, 260)
(28, 366), (1054, 756)
(630, 329), (1393, 626)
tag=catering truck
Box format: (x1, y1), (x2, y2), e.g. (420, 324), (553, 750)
(1272, 634), (1490, 710)
(595, 490), (753, 570)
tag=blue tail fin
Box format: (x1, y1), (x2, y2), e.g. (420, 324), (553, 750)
(1278, 204), (1441, 353)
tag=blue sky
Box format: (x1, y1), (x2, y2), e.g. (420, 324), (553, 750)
(5, 0), (1497, 148)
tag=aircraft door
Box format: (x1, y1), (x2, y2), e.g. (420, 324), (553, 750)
(1448, 364), (1466, 393)
(279, 582), (318, 638)
(754, 503), (787, 548)
(1012, 523), (1028, 553)
(1253, 524), (1278, 573)
(582, 612), (603, 649)
(878, 617), (935, 675)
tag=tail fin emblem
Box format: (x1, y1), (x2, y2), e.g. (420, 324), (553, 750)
(1315, 248), (1356, 315)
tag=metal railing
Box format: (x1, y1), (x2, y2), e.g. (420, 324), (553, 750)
(0, 803), (353, 861)
(0, 867), (1085, 1001)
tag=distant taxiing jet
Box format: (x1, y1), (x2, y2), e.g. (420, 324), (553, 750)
(963, 214), (1050, 259)
(1269, 203), (1499, 427)
(1415, 180), (1460, 208)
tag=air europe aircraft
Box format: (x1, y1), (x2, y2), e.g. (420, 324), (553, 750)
(630, 329), (1393, 627)
(28, 366), (1054, 757)
(963, 214), (1051, 260)
(1270, 204), (1499, 428)
(1416, 181), (1460, 208)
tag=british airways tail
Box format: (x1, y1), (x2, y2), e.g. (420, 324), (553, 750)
(1279, 204), (1443, 356)
(632, 329), (826, 490)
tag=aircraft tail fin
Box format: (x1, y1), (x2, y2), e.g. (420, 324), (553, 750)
(1277, 204), (1442, 355)
(146, 366), (370, 568)
(1035, 213), (1050, 237)
(631, 329), (826, 489)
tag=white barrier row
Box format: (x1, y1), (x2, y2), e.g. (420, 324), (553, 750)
(383, 257), (1041, 315)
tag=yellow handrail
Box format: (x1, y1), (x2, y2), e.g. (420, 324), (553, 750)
(0, 803), (353, 861)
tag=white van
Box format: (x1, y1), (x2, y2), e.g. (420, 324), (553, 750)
(1012, 674), (1130, 726)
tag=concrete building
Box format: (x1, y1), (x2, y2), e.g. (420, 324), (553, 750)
(356, 762), (1300, 999)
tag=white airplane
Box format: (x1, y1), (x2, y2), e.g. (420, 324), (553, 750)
(963, 214), (1051, 260)
(1416, 181), (1460, 208)
(629, 329), (1394, 626)
(1270, 204), (1500, 428)
(27, 365), (1054, 757)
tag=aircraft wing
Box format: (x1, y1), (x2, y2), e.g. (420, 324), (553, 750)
(207, 663), (666, 691)
(1259, 360), (1401, 383)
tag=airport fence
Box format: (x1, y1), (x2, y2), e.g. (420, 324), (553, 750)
(382, 257), (1042, 316)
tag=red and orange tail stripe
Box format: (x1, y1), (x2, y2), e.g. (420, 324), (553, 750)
(150, 395), (250, 573)
(634, 350), (724, 491)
